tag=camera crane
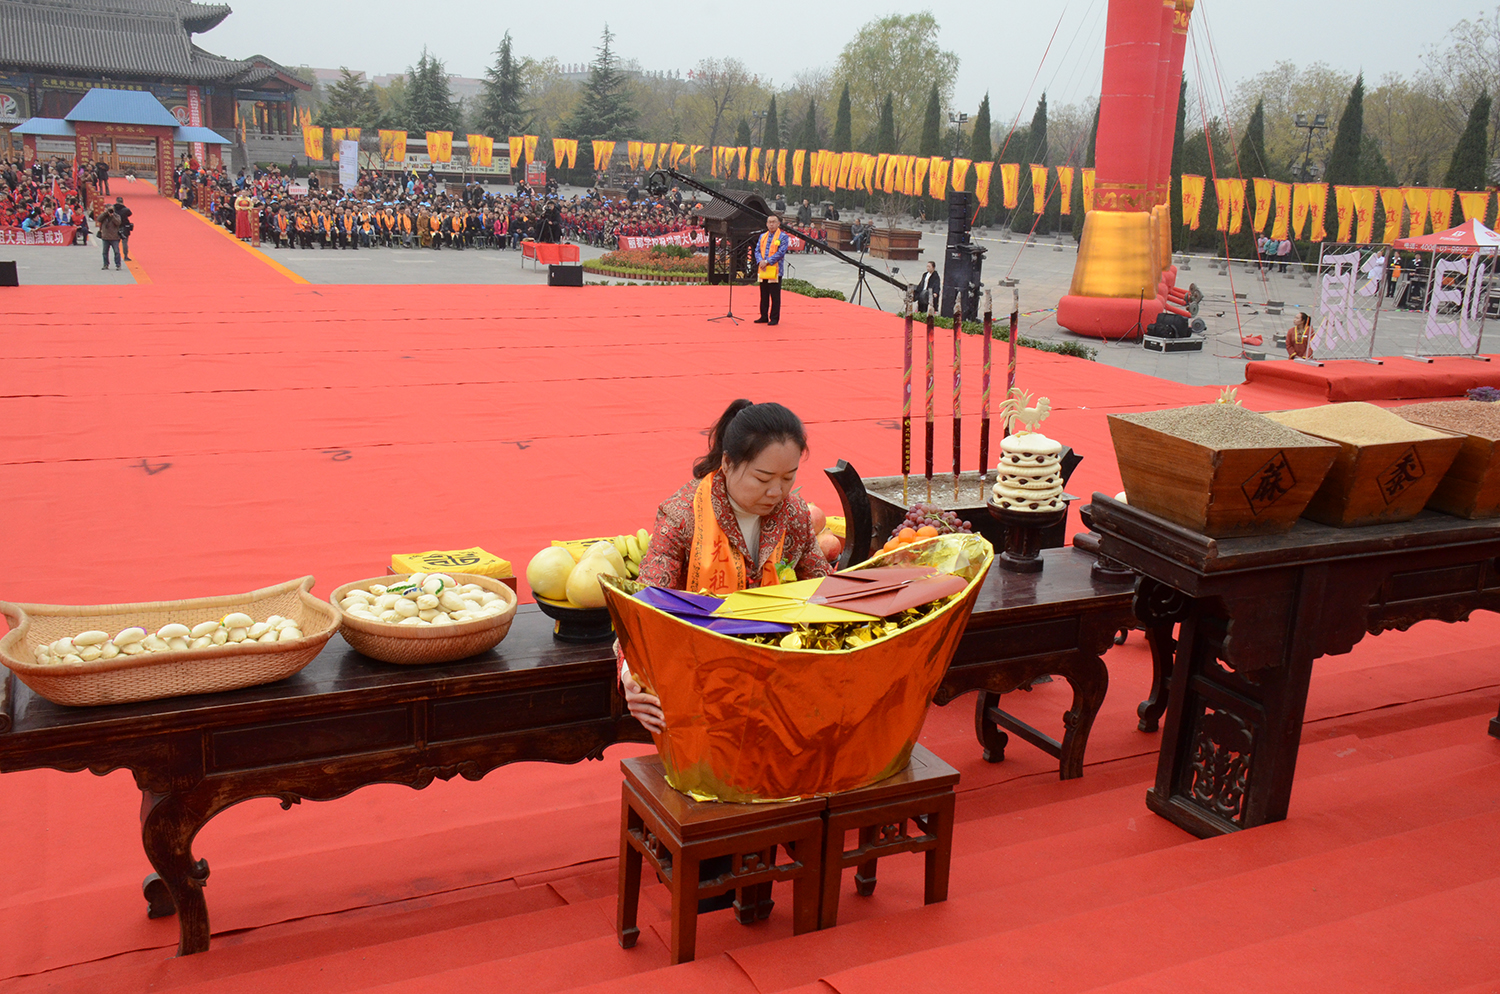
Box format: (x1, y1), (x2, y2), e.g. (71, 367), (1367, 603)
(647, 168), (911, 295)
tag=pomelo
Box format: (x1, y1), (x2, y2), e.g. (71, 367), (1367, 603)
(566, 557), (619, 609)
(526, 546), (576, 601)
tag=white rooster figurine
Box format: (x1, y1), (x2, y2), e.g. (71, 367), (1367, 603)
(998, 387), (1052, 435)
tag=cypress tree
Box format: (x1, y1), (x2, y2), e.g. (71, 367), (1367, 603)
(832, 83), (854, 207)
(1228, 99), (1266, 257)
(735, 117), (752, 148)
(797, 99), (817, 154)
(1011, 94), (1048, 234)
(968, 93), (992, 161)
(1169, 78), (1187, 242)
(1321, 73), (1364, 239)
(1235, 99), (1267, 179)
(763, 95), (780, 190)
(1445, 91), (1492, 193)
(876, 93), (896, 155)
(833, 83), (853, 153)
(918, 85), (942, 157)
(1072, 104), (1099, 242)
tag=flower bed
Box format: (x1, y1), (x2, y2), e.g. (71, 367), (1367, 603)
(583, 246), (710, 284)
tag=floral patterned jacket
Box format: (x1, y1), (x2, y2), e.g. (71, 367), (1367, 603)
(638, 472), (833, 591)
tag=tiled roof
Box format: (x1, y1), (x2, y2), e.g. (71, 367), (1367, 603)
(0, 0), (305, 87)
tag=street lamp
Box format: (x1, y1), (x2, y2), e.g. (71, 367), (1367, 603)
(1294, 112), (1328, 182)
(751, 109), (767, 146)
(948, 112), (969, 157)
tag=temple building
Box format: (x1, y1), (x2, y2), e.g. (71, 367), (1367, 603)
(0, 0), (308, 167)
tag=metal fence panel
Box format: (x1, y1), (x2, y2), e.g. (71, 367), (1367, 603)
(1311, 243), (1388, 361)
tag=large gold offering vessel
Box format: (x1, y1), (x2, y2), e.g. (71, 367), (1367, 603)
(601, 534), (993, 802)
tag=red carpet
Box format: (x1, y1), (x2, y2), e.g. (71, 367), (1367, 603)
(2, 189), (1499, 993)
(1245, 354), (1500, 402)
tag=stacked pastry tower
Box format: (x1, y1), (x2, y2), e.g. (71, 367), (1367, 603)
(991, 433), (1065, 512)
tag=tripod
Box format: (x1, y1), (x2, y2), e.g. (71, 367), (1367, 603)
(849, 248), (883, 309)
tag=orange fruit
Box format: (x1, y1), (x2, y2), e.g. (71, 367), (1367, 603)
(898, 527), (917, 542)
(882, 539), (900, 552)
(916, 525), (939, 538)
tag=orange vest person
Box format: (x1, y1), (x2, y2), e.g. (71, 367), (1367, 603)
(753, 214), (789, 326)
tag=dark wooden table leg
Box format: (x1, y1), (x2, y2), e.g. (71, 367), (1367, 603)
(1133, 577), (1189, 734)
(138, 788), (214, 956)
(973, 691), (1010, 763)
(1054, 652), (1109, 780)
(1137, 622), (1175, 733)
(1146, 586), (1317, 837)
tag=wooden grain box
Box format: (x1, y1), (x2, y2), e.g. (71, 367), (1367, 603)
(1278, 428), (1465, 527)
(1107, 414), (1340, 537)
(1397, 415), (1500, 519)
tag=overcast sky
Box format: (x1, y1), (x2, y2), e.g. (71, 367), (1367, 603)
(209, 0), (1481, 120)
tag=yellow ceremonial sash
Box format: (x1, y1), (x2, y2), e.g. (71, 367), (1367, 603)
(757, 230), (784, 282)
(686, 473), (782, 595)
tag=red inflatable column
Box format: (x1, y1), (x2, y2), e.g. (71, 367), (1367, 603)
(1057, 0), (1167, 339)
(1155, 1), (1194, 286)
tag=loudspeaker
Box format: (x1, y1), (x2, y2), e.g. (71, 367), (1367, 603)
(940, 243), (985, 320)
(548, 264), (583, 287)
(1147, 312), (1191, 339)
(0, 261), (17, 287)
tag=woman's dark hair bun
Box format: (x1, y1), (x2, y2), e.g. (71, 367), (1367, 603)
(693, 400), (808, 478)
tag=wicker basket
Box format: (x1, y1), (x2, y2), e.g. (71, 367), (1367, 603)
(0, 576), (340, 707)
(329, 574), (517, 665)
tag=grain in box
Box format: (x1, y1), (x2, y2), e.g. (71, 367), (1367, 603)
(1107, 404), (1339, 537)
(1396, 400), (1500, 519)
(1264, 403), (1464, 527)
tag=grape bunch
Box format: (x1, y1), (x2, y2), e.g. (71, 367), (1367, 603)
(892, 503), (973, 541)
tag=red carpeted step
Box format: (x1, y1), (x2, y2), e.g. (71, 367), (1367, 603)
(723, 754), (1500, 992)
(810, 807), (1500, 994)
(3, 881), (581, 993)
(525, 953), (760, 994)
(32, 894), (622, 994)
(1068, 876), (1500, 994)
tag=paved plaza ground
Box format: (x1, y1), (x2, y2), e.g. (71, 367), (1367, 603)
(7, 179), (1477, 389)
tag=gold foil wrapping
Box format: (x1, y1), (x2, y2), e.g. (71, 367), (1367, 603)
(602, 534), (994, 802)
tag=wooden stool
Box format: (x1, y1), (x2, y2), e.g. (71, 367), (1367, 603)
(818, 744), (959, 929)
(617, 755), (824, 964)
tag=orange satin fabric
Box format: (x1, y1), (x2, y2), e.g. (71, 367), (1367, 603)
(605, 534), (994, 801)
(685, 473), (781, 595)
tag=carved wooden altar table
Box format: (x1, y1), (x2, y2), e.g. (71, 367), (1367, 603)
(1090, 494), (1500, 838)
(0, 553), (1137, 957)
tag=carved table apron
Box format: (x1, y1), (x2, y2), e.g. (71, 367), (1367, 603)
(1090, 495), (1500, 839)
(0, 561), (1137, 957)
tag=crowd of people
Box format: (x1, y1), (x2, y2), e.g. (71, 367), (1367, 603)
(0, 153), (119, 235)
(188, 163), (711, 253)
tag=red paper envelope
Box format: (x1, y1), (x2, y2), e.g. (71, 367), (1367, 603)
(809, 567), (967, 616)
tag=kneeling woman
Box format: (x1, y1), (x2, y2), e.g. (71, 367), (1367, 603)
(621, 398), (833, 733)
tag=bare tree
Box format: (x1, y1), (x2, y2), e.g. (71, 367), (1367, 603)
(691, 58), (753, 149)
(1423, 5), (1500, 157)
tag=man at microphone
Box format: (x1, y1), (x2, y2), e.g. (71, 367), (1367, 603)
(754, 213), (789, 326)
